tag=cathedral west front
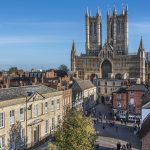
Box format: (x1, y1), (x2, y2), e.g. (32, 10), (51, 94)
(71, 6), (146, 83)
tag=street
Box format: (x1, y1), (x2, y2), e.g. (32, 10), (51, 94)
(93, 103), (141, 150)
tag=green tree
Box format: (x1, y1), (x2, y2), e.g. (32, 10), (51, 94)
(54, 110), (96, 150)
(58, 64), (69, 73)
(7, 121), (25, 150)
(8, 67), (18, 74)
(48, 142), (57, 150)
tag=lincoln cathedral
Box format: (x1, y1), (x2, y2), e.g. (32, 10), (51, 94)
(71, 6), (146, 82)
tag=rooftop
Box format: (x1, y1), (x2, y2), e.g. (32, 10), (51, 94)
(72, 78), (95, 91)
(142, 101), (150, 109)
(127, 84), (148, 92)
(113, 86), (128, 93)
(139, 114), (150, 139)
(142, 89), (150, 105)
(0, 85), (57, 101)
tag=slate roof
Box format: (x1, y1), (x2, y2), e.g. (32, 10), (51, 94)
(0, 85), (57, 101)
(142, 101), (150, 109)
(139, 114), (150, 139)
(127, 84), (148, 92)
(72, 78), (95, 91)
(113, 86), (128, 93)
(142, 89), (150, 105)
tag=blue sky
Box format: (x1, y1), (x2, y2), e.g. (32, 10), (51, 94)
(0, 0), (150, 70)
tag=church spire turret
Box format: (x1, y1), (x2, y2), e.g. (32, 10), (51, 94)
(122, 3), (125, 15)
(139, 36), (144, 50)
(71, 40), (77, 72)
(107, 8), (111, 17)
(86, 7), (89, 16)
(97, 7), (101, 16)
(113, 5), (117, 16)
(71, 40), (76, 53)
(125, 4), (128, 14)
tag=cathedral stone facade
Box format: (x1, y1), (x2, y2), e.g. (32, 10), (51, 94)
(71, 6), (146, 82)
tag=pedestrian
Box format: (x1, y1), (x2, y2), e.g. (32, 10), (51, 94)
(116, 125), (118, 132)
(126, 143), (129, 150)
(99, 111), (101, 117)
(102, 124), (105, 130)
(129, 143), (132, 149)
(121, 119), (123, 124)
(117, 142), (121, 150)
(122, 145), (126, 150)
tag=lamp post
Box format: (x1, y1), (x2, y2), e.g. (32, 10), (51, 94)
(25, 96), (28, 149)
(25, 92), (33, 149)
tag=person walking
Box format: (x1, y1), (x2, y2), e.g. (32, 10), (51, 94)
(117, 142), (121, 150)
(126, 142), (129, 149)
(116, 125), (118, 132)
(129, 143), (132, 150)
(122, 145), (126, 150)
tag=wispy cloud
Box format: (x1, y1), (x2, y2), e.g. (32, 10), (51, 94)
(0, 21), (84, 45)
(0, 21), (82, 29)
(129, 22), (150, 34)
(0, 36), (73, 45)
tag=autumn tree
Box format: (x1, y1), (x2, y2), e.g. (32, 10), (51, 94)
(7, 121), (25, 150)
(54, 110), (96, 150)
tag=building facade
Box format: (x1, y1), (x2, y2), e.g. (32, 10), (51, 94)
(140, 114), (150, 150)
(0, 85), (67, 149)
(71, 78), (96, 110)
(112, 84), (148, 121)
(71, 6), (146, 83)
(93, 78), (125, 104)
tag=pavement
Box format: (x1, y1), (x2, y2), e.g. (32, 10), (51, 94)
(93, 103), (141, 150)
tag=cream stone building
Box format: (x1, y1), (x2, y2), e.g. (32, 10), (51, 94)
(0, 85), (71, 149)
(93, 78), (125, 104)
(71, 6), (146, 83)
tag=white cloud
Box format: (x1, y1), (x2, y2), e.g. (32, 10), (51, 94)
(0, 35), (73, 45)
(129, 22), (150, 34)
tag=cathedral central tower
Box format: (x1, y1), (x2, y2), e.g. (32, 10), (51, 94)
(107, 6), (128, 55)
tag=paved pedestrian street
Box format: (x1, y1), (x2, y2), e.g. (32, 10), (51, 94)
(93, 103), (141, 150)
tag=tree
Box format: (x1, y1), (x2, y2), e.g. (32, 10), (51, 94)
(48, 142), (57, 150)
(58, 64), (69, 73)
(54, 110), (96, 150)
(7, 121), (25, 150)
(8, 67), (18, 74)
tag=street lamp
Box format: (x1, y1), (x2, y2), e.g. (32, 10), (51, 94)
(25, 92), (33, 149)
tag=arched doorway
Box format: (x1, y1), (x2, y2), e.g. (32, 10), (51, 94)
(101, 60), (112, 78)
(115, 73), (122, 79)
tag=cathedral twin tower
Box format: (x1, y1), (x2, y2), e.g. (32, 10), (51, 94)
(71, 6), (146, 82)
(85, 6), (128, 56)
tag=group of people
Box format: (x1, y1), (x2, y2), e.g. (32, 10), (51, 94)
(117, 142), (132, 150)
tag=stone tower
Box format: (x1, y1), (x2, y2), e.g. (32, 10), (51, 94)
(107, 6), (128, 55)
(138, 37), (145, 82)
(71, 40), (77, 72)
(86, 8), (102, 56)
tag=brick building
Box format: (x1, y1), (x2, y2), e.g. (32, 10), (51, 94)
(112, 86), (128, 120)
(112, 84), (148, 121)
(127, 85), (148, 121)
